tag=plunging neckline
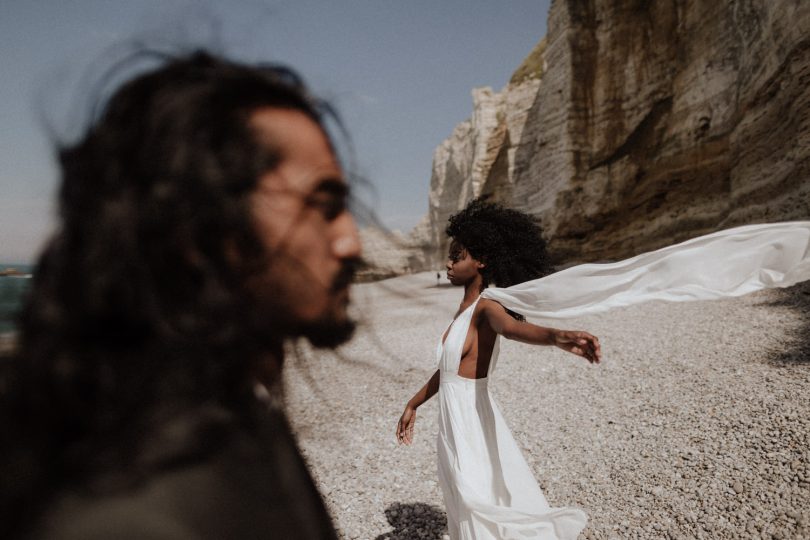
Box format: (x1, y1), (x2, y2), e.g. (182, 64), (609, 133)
(440, 299), (478, 348)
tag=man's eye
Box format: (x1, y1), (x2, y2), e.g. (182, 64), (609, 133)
(305, 194), (346, 221)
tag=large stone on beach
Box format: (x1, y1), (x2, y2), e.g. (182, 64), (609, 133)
(357, 222), (432, 281)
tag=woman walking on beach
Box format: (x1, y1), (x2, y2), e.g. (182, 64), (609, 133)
(396, 199), (600, 540)
(395, 198), (810, 540)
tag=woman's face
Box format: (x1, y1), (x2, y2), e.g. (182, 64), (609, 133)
(445, 241), (483, 286)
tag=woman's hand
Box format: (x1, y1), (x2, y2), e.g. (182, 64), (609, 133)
(553, 330), (602, 364)
(396, 404), (417, 445)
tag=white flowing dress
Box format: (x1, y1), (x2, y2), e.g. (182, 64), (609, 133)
(435, 221), (810, 540)
(436, 298), (587, 540)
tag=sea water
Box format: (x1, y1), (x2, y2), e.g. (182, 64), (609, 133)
(0, 264), (33, 334)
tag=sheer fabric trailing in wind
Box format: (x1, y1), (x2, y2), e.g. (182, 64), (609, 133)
(481, 222), (810, 320)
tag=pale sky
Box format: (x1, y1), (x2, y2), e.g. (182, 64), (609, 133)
(0, 0), (550, 263)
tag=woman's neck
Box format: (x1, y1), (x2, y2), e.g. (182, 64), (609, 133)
(462, 275), (486, 304)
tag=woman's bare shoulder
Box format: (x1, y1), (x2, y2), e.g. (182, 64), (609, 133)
(477, 297), (506, 313)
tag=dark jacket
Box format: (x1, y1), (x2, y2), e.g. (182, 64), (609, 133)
(26, 406), (338, 540)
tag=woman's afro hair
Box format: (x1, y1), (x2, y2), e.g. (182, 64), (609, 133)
(446, 197), (553, 288)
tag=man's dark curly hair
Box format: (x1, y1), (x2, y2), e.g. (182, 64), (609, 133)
(0, 50), (337, 536)
(446, 198), (553, 288)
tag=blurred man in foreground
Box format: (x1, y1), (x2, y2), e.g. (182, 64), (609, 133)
(0, 51), (361, 539)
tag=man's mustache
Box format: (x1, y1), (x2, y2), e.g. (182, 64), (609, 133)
(331, 258), (362, 291)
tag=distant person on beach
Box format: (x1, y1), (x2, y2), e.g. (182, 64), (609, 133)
(397, 199), (600, 539)
(0, 51), (361, 539)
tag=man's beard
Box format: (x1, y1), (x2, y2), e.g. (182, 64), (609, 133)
(246, 294), (357, 350)
(247, 257), (360, 349)
(300, 259), (358, 347)
(300, 315), (356, 348)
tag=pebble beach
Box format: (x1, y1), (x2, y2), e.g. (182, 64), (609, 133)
(283, 272), (810, 540)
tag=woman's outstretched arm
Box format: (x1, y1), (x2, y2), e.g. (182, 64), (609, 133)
(480, 299), (602, 364)
(396, 369), (440, 445)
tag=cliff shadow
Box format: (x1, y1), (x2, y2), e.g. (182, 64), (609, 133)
(763, 281), (810, 365)
(374, 502), (447, 540)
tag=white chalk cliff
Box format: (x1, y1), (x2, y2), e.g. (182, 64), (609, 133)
(422, 0), (810, 266)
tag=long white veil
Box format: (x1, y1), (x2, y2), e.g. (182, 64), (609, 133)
(481, 222), (810, 320)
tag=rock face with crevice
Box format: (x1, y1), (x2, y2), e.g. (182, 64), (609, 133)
(425, 0), (810, 266)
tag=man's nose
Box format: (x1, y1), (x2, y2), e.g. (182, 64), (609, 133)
(332, 212), (362, 259)
(445, 260), (452, 271)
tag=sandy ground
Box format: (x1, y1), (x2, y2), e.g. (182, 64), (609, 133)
(283, 272), (810, 540)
